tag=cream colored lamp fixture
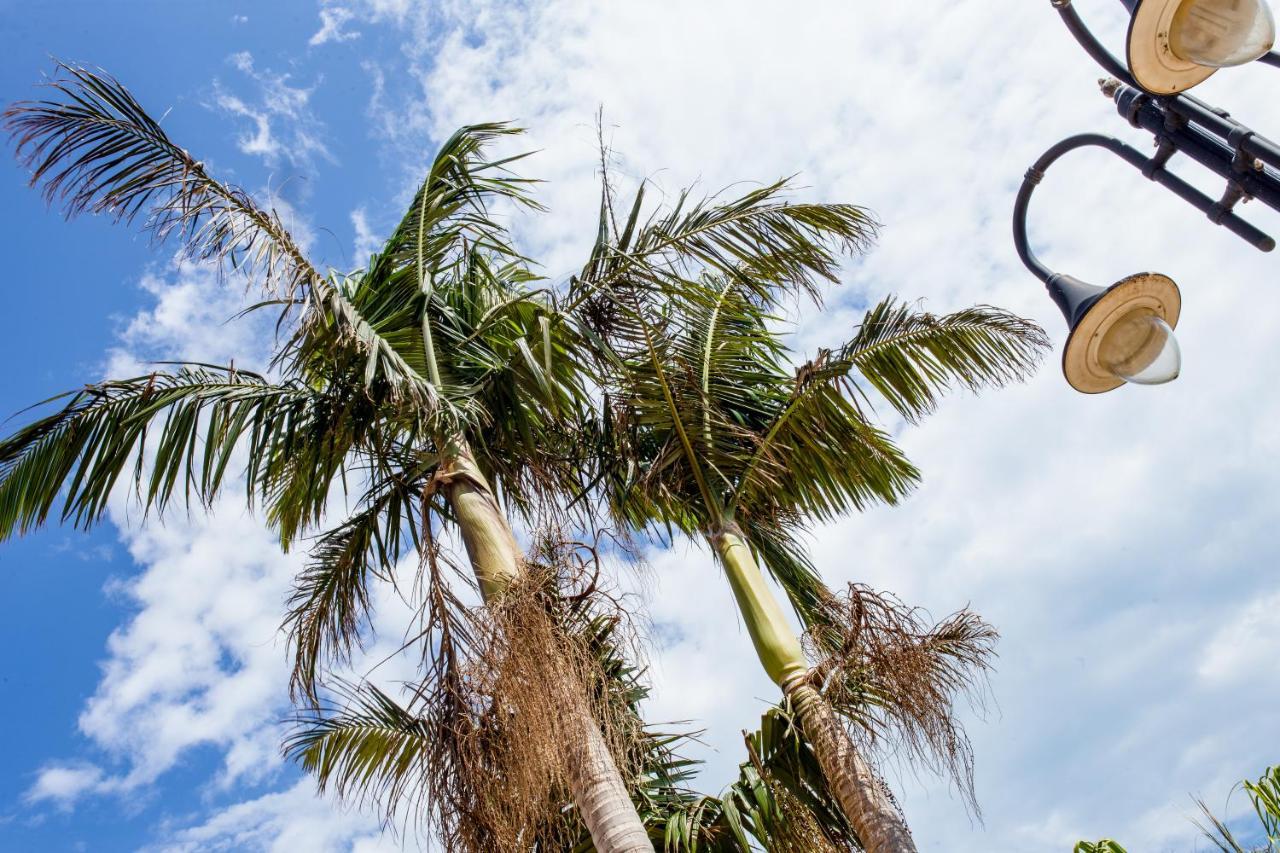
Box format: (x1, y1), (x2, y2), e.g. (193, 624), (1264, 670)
(1128, 0), (1276, 93)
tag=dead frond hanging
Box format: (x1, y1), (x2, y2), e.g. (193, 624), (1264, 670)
(806, 583), (998, 816)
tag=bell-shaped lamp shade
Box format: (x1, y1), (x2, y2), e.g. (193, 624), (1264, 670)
(1128, 0), (1276, 93)
(1051, 271), (1182, 393)
(1169, 0), (1276, 67)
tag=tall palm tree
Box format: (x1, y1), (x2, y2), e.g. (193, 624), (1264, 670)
(1, 64), (913, 850)
(576, 183), (1048, 851)
(1, 64), (653, 851)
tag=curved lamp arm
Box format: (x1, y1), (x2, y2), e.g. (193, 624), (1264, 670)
(1014, 133), (1275, 284)
(1051, 0), (1139, 85)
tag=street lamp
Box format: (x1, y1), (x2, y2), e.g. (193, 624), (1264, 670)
(1016, 0), (1280, 393)
(1127, 0), (1276, 94)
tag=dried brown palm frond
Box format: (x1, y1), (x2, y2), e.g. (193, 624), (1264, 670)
(287, 531), (649, 852)
(807, 583), (998, 816)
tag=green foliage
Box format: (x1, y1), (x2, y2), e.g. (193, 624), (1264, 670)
(1076, 764), (1280, 853)
(587, 251), (1047, 617)
(0, 367), (353, 539)
(1247, 766), (1280, 847)
(5, 62), (1048, 848)
(3, 63), (320, 301)
(1196, 764), (1280, 852)
(2, 69), (598, 703)
(1074, 842), (1128, 853)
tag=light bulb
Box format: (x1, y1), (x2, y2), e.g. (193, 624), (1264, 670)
(1169, 0), (1276, 67)
(1098, 309), (1181, 385)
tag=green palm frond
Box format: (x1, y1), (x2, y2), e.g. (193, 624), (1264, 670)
(1247, 766), (1280, 846)
(3, 63), (320, 305)
(838, 297), (1049, 423)
(0, 367), (344, 540)
(698, 707), (859, 853)
(285, 471), (432, 703)
(4, 64), (447, 413)
(286, 680), (434, 826)
(1074, 841), (1129, 853)
(367, 122), (541, 284)
(729, 371), (920, 524)
(577, 178), (879, 312)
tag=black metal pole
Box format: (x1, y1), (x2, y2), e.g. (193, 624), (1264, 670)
(1052, 0), (1138, 86)
(1015, 134), (1274, 286)
(1159, 93), (1280, 173)
(1112, 85), (1280, 212)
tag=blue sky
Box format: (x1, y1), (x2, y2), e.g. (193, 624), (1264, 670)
(2, 1), (1280, 851)
(0, 2), (403, 849)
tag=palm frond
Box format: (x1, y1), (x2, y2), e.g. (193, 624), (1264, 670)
(727, 707), (860, 852)
(1074, 842), (1129, 853)
(0, 367), (334, 540)
(1247, 766), (1280, 846)
(838, 297), (1048, 423)
(811, 584), (997, 814)
(577, 177), (879, 312)
(286, 680), (434, 827)
(285, 472), (429, 704)
(730, 365), (920, 523)
(367, 122), (542, 285)
(5, 64), (444, 413)
(1194, 796), (1250, 853)
(4, 62), (319, 303)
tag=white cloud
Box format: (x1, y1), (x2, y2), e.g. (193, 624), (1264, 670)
(1199, 591), (1280, 685)
(310, 0), (412, 47)
(310, 7), (360, 46)
(142, 779), (397, 853)
(24, 764), (106, 809)
(22, 0), (1280, 849)
(212, 52), (333, 170)
(350, 207), (382, 265)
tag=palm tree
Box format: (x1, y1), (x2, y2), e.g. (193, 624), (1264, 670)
(575, 182), (1047, 851)
(1, 64), (928, 850)
(1, 64), (653, 851)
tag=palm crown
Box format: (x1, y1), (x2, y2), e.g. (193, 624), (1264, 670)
(588, 242), (1047, 621)
(4, 62), (1011, 851)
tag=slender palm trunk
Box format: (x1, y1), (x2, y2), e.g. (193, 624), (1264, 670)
(710, 523), (917, 853)
(438, 443), (653, 853)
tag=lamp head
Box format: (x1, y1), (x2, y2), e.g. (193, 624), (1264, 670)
(1050, 271), (1182, 393)
(1128, 0), (1276, 94)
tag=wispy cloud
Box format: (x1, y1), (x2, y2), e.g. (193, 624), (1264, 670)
(24, 764), (106, 810)
(17, 0), (1280, 850)
(309, 7), (360, 46)
(350, 207), (382, 263)
(211, 52), (333, 170)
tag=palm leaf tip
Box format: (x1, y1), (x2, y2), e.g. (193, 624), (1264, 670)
(842, 297), (1049, 423)
(4, 62), (321, 302)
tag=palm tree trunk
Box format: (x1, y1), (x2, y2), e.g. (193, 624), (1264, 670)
(783, 676), (917, 853)
(710, 522), (917, 853)
(438, 443), (653, 853)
